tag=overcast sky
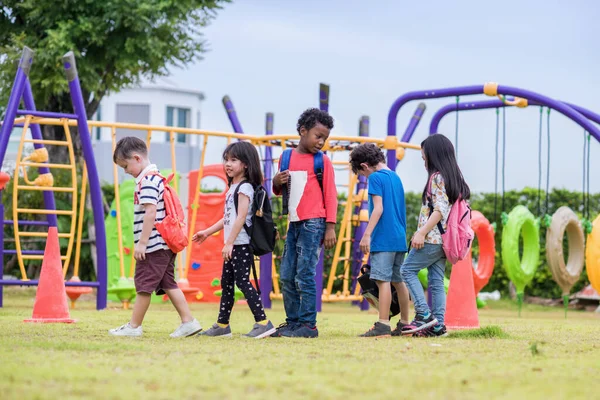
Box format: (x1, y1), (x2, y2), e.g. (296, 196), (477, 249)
(166, 0), (599, 194)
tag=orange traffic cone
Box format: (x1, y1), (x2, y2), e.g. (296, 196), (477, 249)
(24, 227), (75, 323)
(445, 252), (479, 330)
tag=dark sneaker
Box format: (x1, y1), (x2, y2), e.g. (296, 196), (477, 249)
(359, 322), (391, 338)
(400, 312), (438, 335)
(199, 323), (232, 338)
(430, 324), (448, 337)
(244, 321), (277, 339)
(270, 322), (299, 337)
(391, 321), (410, 337)
(412, 327), (437, 337)
(283, 323), (318, 338)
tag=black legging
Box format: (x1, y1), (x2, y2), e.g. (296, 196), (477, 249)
(217, 245), (267, 324)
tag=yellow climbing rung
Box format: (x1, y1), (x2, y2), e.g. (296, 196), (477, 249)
(17, 232), (72, 238)
(16, 208), (74, 216)
(19, 162), (74, 169)
(16, 185), (75, 192)
(22, 255), (68, 261)
(22, 139), (70, 146)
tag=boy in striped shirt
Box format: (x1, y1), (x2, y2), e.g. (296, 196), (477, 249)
(109, 137), (201, 338)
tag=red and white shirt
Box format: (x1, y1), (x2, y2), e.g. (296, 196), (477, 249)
(273, 150), (338, 223)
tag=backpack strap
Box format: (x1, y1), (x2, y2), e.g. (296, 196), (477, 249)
(314, 151), (325, 203)
(134, 170), (165, 204)
(233, 180), (253, 237)
(232, 180), (261, 294)
(280, 149), (293, 215)
(426, 172), (445, 235)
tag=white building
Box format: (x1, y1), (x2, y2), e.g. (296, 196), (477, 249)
(92, 79), (205, 185)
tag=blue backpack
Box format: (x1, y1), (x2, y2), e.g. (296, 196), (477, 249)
(280, 149), (324, 215)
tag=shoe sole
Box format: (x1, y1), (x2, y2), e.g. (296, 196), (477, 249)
(360, 334), (391, 338)
(254, 327), (278, 339)
(200, 332), (233, 338)
(170, 327), (203, 338)
(401, 318), (439, 335)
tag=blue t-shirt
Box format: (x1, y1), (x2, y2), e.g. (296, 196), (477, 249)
(368, 169), (407, 252)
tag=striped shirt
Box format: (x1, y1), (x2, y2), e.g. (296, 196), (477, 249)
(133, 164), (168, 253)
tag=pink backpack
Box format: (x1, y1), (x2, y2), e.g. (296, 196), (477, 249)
(427, 173), (474, 264)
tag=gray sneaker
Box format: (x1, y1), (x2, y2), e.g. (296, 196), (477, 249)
(199, 323), (232, 337)
(244, 321), (277, 339)
(359, 321), (392, 338)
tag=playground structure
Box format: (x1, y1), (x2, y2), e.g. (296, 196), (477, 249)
(0, 47), (599, 317)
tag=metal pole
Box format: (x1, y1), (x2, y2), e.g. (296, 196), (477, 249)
(260, 112), (274, 308)
(351, 116), (370, 310)
(222, 95), (244, 133)
(62, 51), (107, 310)
(0, 47), (33, 165)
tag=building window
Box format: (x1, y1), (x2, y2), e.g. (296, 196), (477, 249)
(166, 106), (190, 144)
(115, 103), (150, 142)
(95, 105), (102, 141)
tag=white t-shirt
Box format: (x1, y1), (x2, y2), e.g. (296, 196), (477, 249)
(223, 182), (254, 245)
(133, 164), (168, 253)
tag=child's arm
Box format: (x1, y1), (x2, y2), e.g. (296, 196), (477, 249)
(412, 211), (442, 249)
(323, 155), (338, 249)
(359, 195), (383, 254)
(192, 219), (224, 244)
(412, 175), (447, 249)
(134, 203), (157, 261)
(272, 157), (286, 196)
(222, 193), (250, 261)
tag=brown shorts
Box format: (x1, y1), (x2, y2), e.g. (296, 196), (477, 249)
(134, 249), (178, 295)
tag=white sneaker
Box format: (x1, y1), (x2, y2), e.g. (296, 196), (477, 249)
(170, 318), (202, 338)
(109, 322), (143, 337)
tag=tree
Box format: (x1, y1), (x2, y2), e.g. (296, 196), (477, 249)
(0, 0), (229, 163)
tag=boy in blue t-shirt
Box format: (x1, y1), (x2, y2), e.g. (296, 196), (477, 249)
(349, 144), (410, 337)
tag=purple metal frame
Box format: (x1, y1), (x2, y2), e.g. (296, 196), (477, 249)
(428, 98), (600, 135)
(387, 85), (600, 170)
(350, 116), (370, 310)
(0, 48), (107, 310)
(222, 95), (244, 133)
(260, 112), (274, 308)
(315, 83), (330, 312)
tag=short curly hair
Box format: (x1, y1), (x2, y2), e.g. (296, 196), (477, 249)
(349, 143), (385, 174)
(296, 108), (334, 134)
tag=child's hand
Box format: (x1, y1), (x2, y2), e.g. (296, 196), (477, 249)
(359, 234), (370, 254)
(273, 171), (289, 188)
(411, 232), (425, 249)
(134, 243), (147, 261)
(222, 243), (234, 261)
(192, 230), (208, 244)
(324, 224), (336, 249)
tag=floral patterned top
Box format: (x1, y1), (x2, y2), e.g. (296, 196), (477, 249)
(417, 173), (451, 244)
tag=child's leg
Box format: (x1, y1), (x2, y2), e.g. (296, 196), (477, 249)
(391, 252), (410, 324)
(232, 245), (267, 322)
(280, 222), (301, 324)
(165, 288), (193, 323)
(217, 258), (236, 325)
(130, 293), (151, 327)
(401, 247), (437, 317)
(392, 282), (410, 324)
(427, 257), (447, 325)
(295, 219), (326, 328)
(375, 281), (391, 321)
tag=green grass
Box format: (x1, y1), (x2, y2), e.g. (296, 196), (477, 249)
(1, 287), (599, 400)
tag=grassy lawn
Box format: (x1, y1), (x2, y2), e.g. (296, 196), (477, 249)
(1, 287), (599, 400)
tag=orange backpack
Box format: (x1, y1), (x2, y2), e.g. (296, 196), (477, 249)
(136, 172), (188, 253)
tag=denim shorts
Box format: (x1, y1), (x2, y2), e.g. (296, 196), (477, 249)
(369, 251), (406, 282)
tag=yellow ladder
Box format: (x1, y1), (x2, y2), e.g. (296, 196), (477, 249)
(12, 116), (78, 280)
(324, 173), (362, 300)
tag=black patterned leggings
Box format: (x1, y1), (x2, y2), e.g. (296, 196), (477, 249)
(217, 245), (267, 325)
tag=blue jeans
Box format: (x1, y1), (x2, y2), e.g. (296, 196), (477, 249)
(401, 243), (447, 324)
(280, 218), (326, 328)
